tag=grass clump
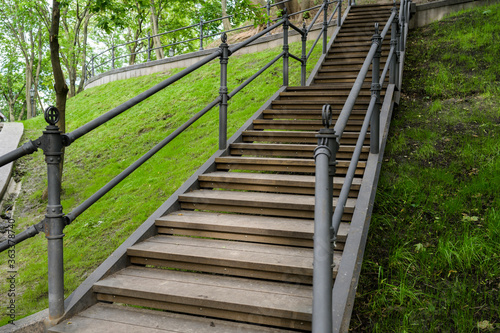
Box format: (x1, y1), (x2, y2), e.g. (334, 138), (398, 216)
(352, 4), (500, 332)
(0, 39), (322, 325)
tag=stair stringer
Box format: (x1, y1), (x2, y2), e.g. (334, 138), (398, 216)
(60, 86), (287, 322)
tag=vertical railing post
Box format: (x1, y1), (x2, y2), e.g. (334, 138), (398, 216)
(301, 23), (307, 86)
(338, 0), (342, 27)
(91, 56), (95, 77)
(390, 6), (399, 87)
(147, 33), (151, 62)
(282, 9), (289, 86)
(312, 104), (338, 333)
(219, 33), (229, 150)
(111, 44), (115, 69)
(266, 0), (271, 36)
(42, 106), (65, 322)
(199, 16), (204, 51)
(323, 0), (328, 54)
(371, 24), (382, 154)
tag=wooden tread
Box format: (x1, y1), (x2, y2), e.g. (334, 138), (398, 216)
(49, 303), (297, 333)
(198, 171), (363, 196)
(178, 189), (356, 219)
(94, 266), (313, 330)
(156, 210), (349, 248)
(215, 156), (366, 174)
(128, 235), (342, 284)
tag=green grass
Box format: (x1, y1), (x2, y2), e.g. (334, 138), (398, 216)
(352, 4), (500, 332)
(0, 39), (322, 325)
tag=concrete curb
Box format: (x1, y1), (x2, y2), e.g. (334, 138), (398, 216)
(0, 123), (24, 202)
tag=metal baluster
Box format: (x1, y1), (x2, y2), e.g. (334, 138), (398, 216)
(282, 8), (289, 86)
(267, 0), (271, 36)
(371, 24), (382, 154)
(199, 16), (204, 51)
(42, 107), (65, 322)
(338, 0), (342, 27)
(147, 33), (151, 62)
(323, 0), (329, 54)
(301, 22), (307, 86)
(111, 44), (115, 69)
(312, 104), (338, 333)
(390, 5), (399, 86)
(219, 33), (229, 150)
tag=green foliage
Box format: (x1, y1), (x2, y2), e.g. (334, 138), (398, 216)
(353, 4), (500, 332)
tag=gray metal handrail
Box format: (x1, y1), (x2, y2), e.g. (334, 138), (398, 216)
(0, 0), (343, 322)
(312, 0), (411, 330)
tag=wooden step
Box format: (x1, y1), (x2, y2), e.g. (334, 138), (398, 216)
(156, 210), (350, 248)
(215, 156), (366, 175)
(94, 266), (313, 330)
(49, 303), (298, 333)
(178, 189), (356, 219)
(128, 235), (342, 284)
(198, 171), (363, 196)
(242, 130), (369, 145)
(252, 119), (365, 131)
(271, 99), (370, 110)
(230, 142), (368, 158)
(262, 109), (367, 120)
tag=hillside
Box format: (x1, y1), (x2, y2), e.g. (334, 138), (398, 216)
(353, 4), (500, 332)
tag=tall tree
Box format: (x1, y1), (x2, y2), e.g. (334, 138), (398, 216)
(0, 0), (45, 119)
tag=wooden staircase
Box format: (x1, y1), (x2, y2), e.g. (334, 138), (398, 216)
(50, 4), (394, 332)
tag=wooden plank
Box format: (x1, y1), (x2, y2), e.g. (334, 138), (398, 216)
(96, 294), (311, 331)
(50, 303), (296, 333)
(94, 267), (313, 326)
(198, 171), (363, 192)
(127, 235), (314, 276)
(179, 190), (356, 213)
(156, 210), (350, 243)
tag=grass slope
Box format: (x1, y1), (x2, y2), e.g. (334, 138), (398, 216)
(0, 39), (322, 325)
(353, 4), (500, 332)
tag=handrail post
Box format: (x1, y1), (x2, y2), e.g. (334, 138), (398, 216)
(266, 0), (271, 36)
(371, 24), (382, 154)
(199, 16), (204, 51)
(42, 106), (66, 322)
(283, 9), (289, 86)
(147, 33), (151, 62)
(312, 104), (338, 333)
(301, 23), (307, 86)
(111, 44), (115, 69)
(390, 6), (399, 86)
(338, 0), (342, 27)
(219, 33), (229, 150)
(91, 56), (95, 77)
(323, 0), (328, 54)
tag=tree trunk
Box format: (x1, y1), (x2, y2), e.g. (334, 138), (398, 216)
(150, 0), (164, 60)
(222, 0), (231, 31)
(50, 0), (69, 134)
(77, 13), (91, 94)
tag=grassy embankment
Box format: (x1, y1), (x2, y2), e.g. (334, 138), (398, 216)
(0, 38), (322, 325)
(353, 4), (500, 332)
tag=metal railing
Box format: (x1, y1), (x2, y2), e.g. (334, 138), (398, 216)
(86, 0), (340, 80)
(0, 0), (342, 323)
(311, 0), (411, 331)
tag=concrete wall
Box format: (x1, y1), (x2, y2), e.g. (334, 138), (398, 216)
(410, 0), (496, 29)
(85, 23), (335, 90)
